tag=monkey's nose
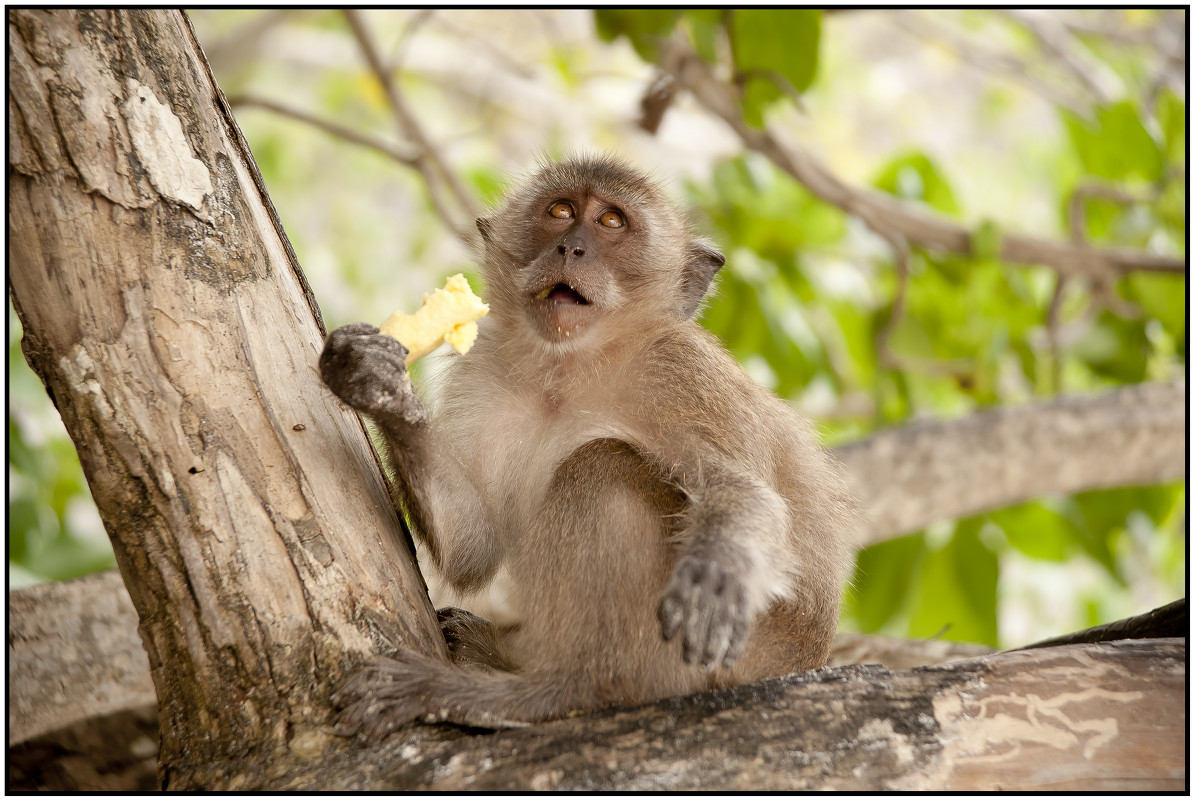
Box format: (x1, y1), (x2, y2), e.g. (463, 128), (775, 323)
(557, 244), (585, 257)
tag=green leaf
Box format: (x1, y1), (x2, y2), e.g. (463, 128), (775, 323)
(1122, 273), (1186, 347)
(988, 502), (1078, 562)
(1062, 486), (1183, 583)
(1061, 100), (1164, 182)
(681, 9), (725, 64)
(971, 219), (1001, 262)
(907, 520), (999, 647)
(594, 9), (683, 63)
(843, 532), (926, 632)
(1155, 88), (1186, 167)
(730, 10), (821, 127)
(1071, 310), (1151, 383)
(872, 152), (961, 216)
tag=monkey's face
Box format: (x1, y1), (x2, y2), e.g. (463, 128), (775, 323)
(477, 157), (725, 350)
(519, 189), (645, 346)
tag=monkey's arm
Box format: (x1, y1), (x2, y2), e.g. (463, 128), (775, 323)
(319, 323), (502, 589)
(658, 459), (796, 671)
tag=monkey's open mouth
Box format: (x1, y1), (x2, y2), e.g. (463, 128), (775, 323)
(537, 283), (589, 305)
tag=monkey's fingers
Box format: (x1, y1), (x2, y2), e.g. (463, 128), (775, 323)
(659, 556), (751, 671)
(658, 557), (704, 642)
(320, 323), (428, 424)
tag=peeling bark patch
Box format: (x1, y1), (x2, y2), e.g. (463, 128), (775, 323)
(933, 685), (1139, 764)
(121, 79), (212, 211)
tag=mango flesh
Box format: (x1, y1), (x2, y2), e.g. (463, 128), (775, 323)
(378, 273), (488, 365)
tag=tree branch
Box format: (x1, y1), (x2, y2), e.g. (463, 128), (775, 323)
(664, 47), (1186, 281)
(833, 379), (1186, 547)
(228, 94), (420, 165)
(343, 9), (478, 244)
(10, 574), (1182, 792)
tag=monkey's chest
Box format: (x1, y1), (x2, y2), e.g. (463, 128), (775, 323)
(448, 399), (630, 534)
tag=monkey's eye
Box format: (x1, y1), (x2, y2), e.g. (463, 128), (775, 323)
(599, 210), (625, 229)
(548, 201), (575, 219)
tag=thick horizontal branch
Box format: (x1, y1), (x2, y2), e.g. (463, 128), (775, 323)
(668, 48), (1185, 280)
(12, 572), (1182, 790)
(833, 379), (1185, 546)
(8, 571), (155, 746)
(218, 638), (1186, 791)
(9, 381), (1184, 748)
(5, 570), (987, 751)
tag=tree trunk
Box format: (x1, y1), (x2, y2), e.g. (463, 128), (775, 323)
(7, 7), (443, 784)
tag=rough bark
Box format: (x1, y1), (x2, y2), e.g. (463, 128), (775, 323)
(153, 639), (1194, 791)
(835, 379), (1186, 547)
(8, 571), (155, 746)
(4, 570), (991, 751)
(7, 7), (443, 781)
(8, 574), (1183, 791)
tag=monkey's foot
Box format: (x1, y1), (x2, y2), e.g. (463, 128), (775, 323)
(332, 651), (528, 742)
(319, 322), (426, 425)
(658, 554), (751, 671)
(437, 607), (518, 673)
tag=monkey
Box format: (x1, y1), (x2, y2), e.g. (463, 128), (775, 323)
(319, 155), (853, 740)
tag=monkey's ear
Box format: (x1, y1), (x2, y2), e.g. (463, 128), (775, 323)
(476, 216), (493, 243)
(678, 240), (726, 319)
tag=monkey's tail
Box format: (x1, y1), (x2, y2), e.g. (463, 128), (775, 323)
(332, 649), (588, 742)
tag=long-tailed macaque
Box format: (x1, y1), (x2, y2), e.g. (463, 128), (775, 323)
(320, 155), (853, 740)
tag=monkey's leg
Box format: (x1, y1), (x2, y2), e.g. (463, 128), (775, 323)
(334, 438), (706, 740)
(499, 438), (708, 704)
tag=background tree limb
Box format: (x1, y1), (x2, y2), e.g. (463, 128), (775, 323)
(665, 44), (1185, 280)
(836, 378), (1185, 546)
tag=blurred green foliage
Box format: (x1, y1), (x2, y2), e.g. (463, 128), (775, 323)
(8, 320), (115, 587)
(599, 9), (1184, 647)
(8, 9), (1185, 648)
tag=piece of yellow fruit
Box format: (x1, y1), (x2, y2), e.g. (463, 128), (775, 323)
(378, 273), (489, 365)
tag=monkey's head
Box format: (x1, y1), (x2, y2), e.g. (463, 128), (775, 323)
(476, 156), (725, 350)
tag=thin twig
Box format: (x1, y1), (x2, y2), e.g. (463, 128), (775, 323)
(873, 233), (971, 376)
(1046, 275), (1067, 392)
(1068, 181), (1153, 245)
(387, 8), (435, 73)
(1005, 9), (1117, 103)
(736, 68), (809, 115)
(891, 13), (1088, 117)
(875, 231), (911, 372)
(228, 94), (419, 165)
(343, 9), (478, 226)
(1067, 180), (1157, 319)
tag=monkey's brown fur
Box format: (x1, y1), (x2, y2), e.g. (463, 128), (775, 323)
(320, 155), (853, 740)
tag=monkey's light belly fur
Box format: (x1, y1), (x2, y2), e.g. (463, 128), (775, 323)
(379, 273), (489, 364)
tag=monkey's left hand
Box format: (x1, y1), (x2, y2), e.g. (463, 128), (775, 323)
(319, 322), (427, 426)
(658, 553), (751, 670)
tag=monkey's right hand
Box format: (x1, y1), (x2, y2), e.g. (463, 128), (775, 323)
(658, 554), (751, 671)
(319, 323), (427, 425)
